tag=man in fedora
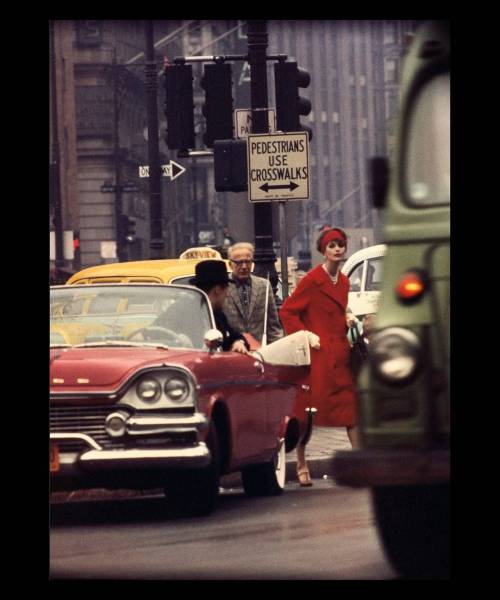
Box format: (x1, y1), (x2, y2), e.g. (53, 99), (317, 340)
(190, 260), (249, 353)
(153, 260), (248, 353)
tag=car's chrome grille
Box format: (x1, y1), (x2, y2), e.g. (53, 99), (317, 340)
(50, 405), (125, 450)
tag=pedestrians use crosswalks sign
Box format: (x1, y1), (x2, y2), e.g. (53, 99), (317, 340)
(247, 131), (310, 202)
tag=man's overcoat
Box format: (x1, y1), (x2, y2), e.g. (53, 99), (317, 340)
(279, 264), (356, 427)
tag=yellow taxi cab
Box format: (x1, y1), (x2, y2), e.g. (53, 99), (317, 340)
(66, 247), (230, 287)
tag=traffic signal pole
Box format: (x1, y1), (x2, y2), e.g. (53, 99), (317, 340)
(145, 20), (165, 259)
(164, 23), (305, 294)
(50, 21), (65, 274)
(247, 20), (279, 295)
(112, 51), (126, 262)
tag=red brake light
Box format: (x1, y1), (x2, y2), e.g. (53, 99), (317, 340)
(396, 271), (426, 301)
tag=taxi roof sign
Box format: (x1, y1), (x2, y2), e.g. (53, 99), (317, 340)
(179, 247), (222, 260)
(247, 131), (310, 202)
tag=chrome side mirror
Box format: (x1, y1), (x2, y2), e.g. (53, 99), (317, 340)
(204, 329), (223, 353)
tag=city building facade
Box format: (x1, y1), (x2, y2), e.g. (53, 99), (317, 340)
(49, 19), (417, 274)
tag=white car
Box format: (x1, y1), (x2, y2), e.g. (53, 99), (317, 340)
(342, 244), (386, 318)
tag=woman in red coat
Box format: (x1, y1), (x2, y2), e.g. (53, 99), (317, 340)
(280, 227), (359, 486)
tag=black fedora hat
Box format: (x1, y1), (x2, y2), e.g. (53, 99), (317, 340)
(189, 260), (230, 288)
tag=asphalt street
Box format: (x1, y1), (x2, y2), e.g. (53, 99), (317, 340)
(50, 478), (396, 580)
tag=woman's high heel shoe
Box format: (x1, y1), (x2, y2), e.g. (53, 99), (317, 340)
(297, 466), (313, 487)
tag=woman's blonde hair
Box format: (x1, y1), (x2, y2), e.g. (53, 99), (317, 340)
(228, 242), (255, 258)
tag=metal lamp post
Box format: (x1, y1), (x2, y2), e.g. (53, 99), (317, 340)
(247, 20), (279, 295)
(145, 20), (165, 259)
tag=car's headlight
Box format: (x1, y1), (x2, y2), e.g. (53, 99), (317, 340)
(370, 327), (421, 384)
(164, 377), (189, 403)
(136, 377), (162, 404)
(119, 369), (196, 410)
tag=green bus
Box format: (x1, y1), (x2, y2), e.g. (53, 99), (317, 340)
(332, 21), (450, 579)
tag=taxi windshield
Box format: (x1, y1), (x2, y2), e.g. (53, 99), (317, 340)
(50, 285), (213, 350)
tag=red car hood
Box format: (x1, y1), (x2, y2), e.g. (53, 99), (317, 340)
(50, 346), (197, 392)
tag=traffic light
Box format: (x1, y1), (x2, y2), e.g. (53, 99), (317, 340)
(125, 216), (136, 243)
(164, 64), (195, 150)
(369, 156), (389, 209)
(200, 63), (234, 148)
(120, 215), (137, 243)
(214, 139), (248, 192)
(274, 61), (313, 140)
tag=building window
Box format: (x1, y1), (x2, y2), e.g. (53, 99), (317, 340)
(383, 21), (397, 45)
(367, 208), (373, 228)
(384, 58), (398, 83)
(75, 20), (103, 47)
(385, 91), (399, 120)
(351, 96), (357, 117)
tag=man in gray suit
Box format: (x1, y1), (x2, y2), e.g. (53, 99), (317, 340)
(224, 242), (283, 348)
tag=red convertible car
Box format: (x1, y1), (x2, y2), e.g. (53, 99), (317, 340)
(50, 284), (311, 515)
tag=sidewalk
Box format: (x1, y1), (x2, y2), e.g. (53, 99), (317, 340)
(221, 426), (351, 488)
(292, 426), (352, 479)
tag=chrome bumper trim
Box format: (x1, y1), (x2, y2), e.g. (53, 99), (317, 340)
(50, 432), (102, 451)
(126, 413), (208, 435)
(50, 412), (211, 474)
(79, 443), (210, 470)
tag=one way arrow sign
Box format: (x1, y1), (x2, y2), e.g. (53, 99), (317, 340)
(139, 160), (186, 181)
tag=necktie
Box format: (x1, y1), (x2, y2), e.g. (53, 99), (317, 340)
(239, 282), (250, 316)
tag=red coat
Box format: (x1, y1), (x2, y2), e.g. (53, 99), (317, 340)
(279, 265), (357, 427)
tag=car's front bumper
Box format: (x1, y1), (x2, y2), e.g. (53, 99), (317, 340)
(330, 448), (449, 487)
(50, 412), (211, 485)
(53, 443), (210, 473)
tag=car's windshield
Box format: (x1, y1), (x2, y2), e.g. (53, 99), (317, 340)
(50, 285), (213, 350)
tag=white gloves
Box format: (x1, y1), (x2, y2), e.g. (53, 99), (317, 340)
(303, 330), (321, 350)
(346, 313), (359, 328)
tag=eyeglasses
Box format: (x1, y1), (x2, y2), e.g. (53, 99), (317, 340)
(230, 259), (253, 266)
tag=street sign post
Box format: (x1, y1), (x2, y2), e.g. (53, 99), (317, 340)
(235, 108), (276, 139)
(139, 160), (186, 181)
(247, 131), (310, 202)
